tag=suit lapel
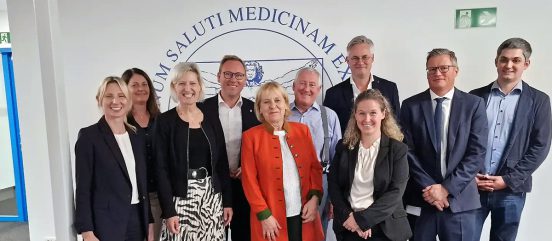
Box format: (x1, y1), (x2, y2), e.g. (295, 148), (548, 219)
(348, 145), (359, 187)
(446, 90), (462, 159)
(99, 117), (131, 184)
(129, 131), (145, 195)
(343, 79), (355, 107)
(500, 82), (533, 163)
(421, 91), (439, 152)
(373, 136), (389, 194)
(241, 97), (256, 130)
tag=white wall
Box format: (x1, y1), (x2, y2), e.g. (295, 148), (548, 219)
(0, 9), (15, 195)
(5, 0), (552, 240)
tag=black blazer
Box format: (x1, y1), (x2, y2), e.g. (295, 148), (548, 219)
(154, 108), (232, 219)
(323, 76), (400, 134)
(470, 82), (551, 193)
(202, 95), (260, 154)
(74, 117), (152, 241)
(328, 135), (411, 241)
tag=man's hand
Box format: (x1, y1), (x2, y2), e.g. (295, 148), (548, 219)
(423, 184), (450, 211)
(81, 231), (99, 241)
(343, 213), (360, 233)
(356, 228), (372, 239)
(301, 196), (319, 223)
(476, 174), (507, 192)
(223, 207), (233, 227)
(230, 167), (242, 179)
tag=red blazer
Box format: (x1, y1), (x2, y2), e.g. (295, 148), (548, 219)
(241, 122), (324, 241)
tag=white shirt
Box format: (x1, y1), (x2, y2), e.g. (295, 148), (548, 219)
(114, 132), (140, 204)
(349, 138), (380, 211)
(350, 74), (374, 99)
(218, 94), (243, 172)
(430, 88), (455, 177)
(274, 130), (302, 217)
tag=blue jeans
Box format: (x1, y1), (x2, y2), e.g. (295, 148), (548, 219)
(474, 191), (526, 241)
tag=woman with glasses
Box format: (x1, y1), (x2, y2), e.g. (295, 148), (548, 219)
(155, 62), (232, 241)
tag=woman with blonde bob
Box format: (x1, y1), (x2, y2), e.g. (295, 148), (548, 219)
(241, 81), (324, 241)
(154, 62), (232, 241)
(328, 89), (411, 241)
(74, 76), (153, 241)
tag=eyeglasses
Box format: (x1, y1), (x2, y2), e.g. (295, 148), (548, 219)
(426, 65), (456, 74)
(223, 71), (245, 80)
(348, 55), (373, 63)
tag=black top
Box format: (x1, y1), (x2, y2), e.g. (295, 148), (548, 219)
(188, 127), (212, 175)
(128, 116), (157, 192)
(155, 108), (232, 219)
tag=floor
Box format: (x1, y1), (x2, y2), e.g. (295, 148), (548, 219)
(0, 196), (29, 241)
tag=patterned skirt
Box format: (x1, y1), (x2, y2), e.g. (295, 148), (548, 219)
(160, 177), (225, 241)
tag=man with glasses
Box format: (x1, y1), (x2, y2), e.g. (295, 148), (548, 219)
(470, 38), (551, 241)
(323, 35), (400, 134)
(289, 67), (342, 240)
(400, 48), (488, 241)
(202, 55), (260, 241)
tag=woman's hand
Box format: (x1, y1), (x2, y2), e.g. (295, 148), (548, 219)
(166, 216), (180, 234)
(356, 228), (372, 239)
(147, 223), (154, 241)
(223, 207), (233, 227)
(301, 196), (319, 223)
(261, 215), (282, 241)
(343, 212), (360, 232)
(81, 231), (99, 241)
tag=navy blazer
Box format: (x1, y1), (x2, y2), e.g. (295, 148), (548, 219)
(323, 76), (400, 134)
(400, 89), (488, 213)
(470, 81), (552, 193)
(328, 135), (412, 241)
(74, 117), (152, 241)
(201, 95), (260, 166)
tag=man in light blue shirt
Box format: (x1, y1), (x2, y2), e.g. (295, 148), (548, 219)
(470, 38), (552, 241)
(289, 67), (341, 240)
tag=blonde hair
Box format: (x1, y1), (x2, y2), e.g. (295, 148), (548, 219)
(169, 62), (205, 102)
(343, 89), (403, 149)
(96, 76), (136, 132)
(254, 81), (291, 122)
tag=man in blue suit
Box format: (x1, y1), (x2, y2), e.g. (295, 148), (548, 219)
(400, 48), (488, 241)
(470, 38), (551, 241)
(323, 35), (400, 134)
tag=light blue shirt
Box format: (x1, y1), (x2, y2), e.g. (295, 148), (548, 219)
(484, 81), (523, 175)
(289, 102), (342, 170)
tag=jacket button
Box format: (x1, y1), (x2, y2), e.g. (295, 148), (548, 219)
(290, 145), (294, 148)
(294, 154), (298, 157)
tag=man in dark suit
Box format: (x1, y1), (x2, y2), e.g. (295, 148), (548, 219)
(470, 38), (551, 241)
(202, 55), (260, 241)
(400, 48), (488, 241)
(323, 35), (400, 134)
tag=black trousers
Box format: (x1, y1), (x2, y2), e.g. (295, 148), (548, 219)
(226, 178), (251, 241)
(126, 203), (145, 241)
(287, 215), (302, 241)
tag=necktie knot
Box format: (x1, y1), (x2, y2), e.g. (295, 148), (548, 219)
(435, 97), (446, 104)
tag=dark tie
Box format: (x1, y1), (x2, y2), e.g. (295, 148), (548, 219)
(434, 97), (445, 179)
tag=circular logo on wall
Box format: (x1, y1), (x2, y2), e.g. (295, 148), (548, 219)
(151, 6), (351, 110)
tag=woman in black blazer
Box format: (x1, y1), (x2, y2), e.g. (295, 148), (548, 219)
(328, 90), (411, 241)
(74, 76), (153, 241)
(154, 62), (232, 241)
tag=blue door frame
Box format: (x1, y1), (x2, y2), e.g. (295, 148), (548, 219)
(0, 48), (27, 222)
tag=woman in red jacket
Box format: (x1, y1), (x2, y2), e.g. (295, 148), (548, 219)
(241, 81), (324, 241)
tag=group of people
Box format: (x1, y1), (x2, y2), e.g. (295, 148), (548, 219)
(73, 35), (551, 241)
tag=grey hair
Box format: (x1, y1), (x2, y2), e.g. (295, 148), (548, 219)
(426, 48), (458, 68)
(293, 67), (321, 86)
(347, 35), (374, 52)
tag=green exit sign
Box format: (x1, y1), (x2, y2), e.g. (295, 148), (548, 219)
(456, 8), (497, 29)
(0, 32), (10, 44)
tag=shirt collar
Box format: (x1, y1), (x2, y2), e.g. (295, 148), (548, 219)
(290, 101), (321, 113)
(350, 74), (373, 91)
(491, 80), (523, 94)
(218, 93), (243, 108)
(429, 88), (455, 100)
(359, 137), (381, 150)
